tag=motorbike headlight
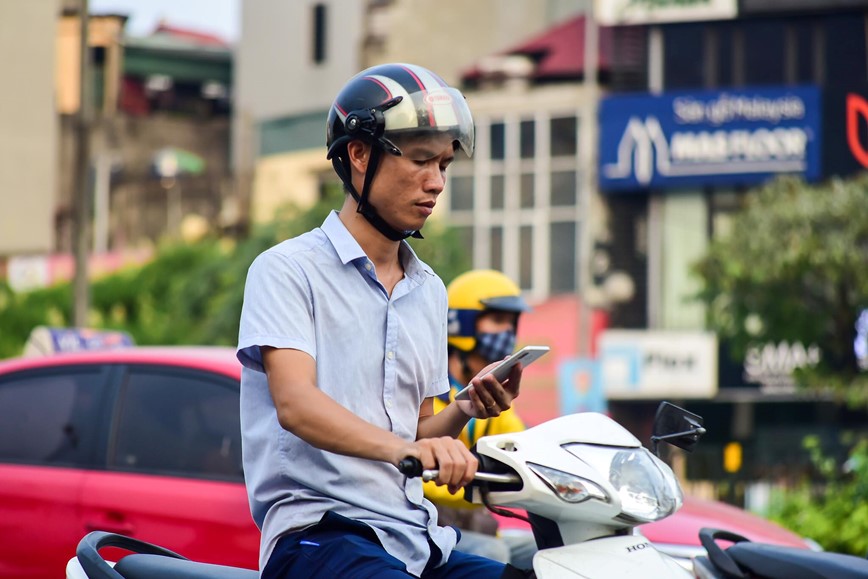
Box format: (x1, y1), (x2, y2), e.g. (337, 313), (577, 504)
(564, 444), (682, 522)
(527, 462), (608, 503)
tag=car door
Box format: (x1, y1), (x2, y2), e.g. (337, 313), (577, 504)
(0, 365), (111, 579)
(79, 364), (259, 570)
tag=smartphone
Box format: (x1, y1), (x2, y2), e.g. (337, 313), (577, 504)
(453, 345), (550, 401)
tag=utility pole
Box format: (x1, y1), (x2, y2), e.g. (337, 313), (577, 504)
(72, 0), (91, 327)
(578, 5), (599, 356)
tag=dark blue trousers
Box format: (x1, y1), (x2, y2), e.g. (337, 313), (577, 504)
(262, 512), (506, 579)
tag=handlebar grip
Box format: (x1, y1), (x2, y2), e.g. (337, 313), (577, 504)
(398, 457), (423, 477)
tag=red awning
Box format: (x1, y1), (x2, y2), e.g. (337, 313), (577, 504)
(462, 15), (614, 83)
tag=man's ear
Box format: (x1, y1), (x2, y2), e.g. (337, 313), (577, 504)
(346, 140), (370, 174)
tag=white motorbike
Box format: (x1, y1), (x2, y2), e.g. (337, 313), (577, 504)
(68, 403), (708, 578)
(403, 400), (704, 578)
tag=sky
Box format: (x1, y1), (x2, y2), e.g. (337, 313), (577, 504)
(89, 0), (240, 42)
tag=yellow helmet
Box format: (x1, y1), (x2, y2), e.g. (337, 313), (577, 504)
(446, 269), (530, 352)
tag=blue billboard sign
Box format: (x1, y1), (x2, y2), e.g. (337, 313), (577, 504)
(598, 86), (821, 191)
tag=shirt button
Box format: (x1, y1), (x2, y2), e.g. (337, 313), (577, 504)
(386, 400), (393, 409)
(365, 263), (372, 271)
(386, 351), (394, 359)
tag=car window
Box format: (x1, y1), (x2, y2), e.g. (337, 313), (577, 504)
(0, 367), (106, 467)
(110, 368), (242, 481)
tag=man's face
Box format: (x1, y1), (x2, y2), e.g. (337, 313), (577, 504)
(365, 133), (456, 232)
(476, 310), (519, 335)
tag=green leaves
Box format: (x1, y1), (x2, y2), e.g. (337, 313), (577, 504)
(769, 435), (868, 555)
(694, 174), (868, 404)
(0, 192), (471, 358)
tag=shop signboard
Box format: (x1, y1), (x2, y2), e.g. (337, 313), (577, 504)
(598, 330), (718, 399)
(740, 0), (868, 14)
(718, 340), (822, 394)
(594, 0), (737, 25)
(598, 86), (821, 191)
(822, 83), (868, 178)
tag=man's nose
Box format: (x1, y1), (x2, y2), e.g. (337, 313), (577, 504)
(424, 168), (446, 193)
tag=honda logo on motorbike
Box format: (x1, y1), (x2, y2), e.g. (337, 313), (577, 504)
(626, 541), (651, 553)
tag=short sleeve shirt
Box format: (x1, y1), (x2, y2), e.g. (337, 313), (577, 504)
(237, 211), (453, 575)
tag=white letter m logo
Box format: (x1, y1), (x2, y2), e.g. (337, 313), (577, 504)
(603, 116), (671, 186)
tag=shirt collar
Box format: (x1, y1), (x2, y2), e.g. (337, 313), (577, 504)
(322, 211), (367, 265)
(321, 210), (433, 284)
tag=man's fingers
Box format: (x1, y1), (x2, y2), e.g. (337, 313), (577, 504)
(423, 438), (478, 490)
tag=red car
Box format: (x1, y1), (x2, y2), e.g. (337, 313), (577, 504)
(0, 346), (811, 578)
(0, 347), (256, 578)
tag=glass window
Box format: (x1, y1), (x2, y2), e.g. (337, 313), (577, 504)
(312, 4), (328, 64)
(825, 13), (865, 88)
(794, 21), (814, 84)
(520, 120), (535, 159)
(744, 20), (785, 86)
(664, 25), (705, 89)
(490, 175), (505, 210)
(0, 368), (106, 467)
(490, 226), (503, 271)
(716, 23), (734, 87)
(490, 122), (505, 160)
(551, 170), (578, 207)
(550, 116), (577, 157)
(111, 369), (242, 480)
(550, 222), (577, 293)
(520, 173), (534, 208)
(519, 225), (533, 290)
(449, 175), (474, 211)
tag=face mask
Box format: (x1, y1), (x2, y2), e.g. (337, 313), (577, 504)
(474, 330), (516, 365)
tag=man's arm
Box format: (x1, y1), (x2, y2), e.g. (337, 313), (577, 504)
(263, 346), (411, 464)
(417, 364), (524, 441)
(416, 397), (471, 440)
(263, 346), (477, 492)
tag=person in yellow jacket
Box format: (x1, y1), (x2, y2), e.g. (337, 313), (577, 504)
(424, 269), (537, 570)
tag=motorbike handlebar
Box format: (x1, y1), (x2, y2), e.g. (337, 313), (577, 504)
(398, 456), (520, 484)
(397, 457), (438, 481)
(397, 457), (423, 477)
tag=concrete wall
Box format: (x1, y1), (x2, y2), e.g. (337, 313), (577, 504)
(364, 0), (581, 86)
(232, 0), (366, 171)
(234, 0), (587, 222)
(250, 149), (331, 223)
(660, 192), (708, 329)
(0, 0), (60, 256)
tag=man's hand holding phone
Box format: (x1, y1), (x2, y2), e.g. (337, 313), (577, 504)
(454, 345), (550, 418)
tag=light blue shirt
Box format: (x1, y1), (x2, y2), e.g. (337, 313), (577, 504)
(237, 211), (453, 575)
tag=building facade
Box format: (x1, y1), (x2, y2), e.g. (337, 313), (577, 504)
(3, 4), (235, 292)
(595, 0), (868, 503)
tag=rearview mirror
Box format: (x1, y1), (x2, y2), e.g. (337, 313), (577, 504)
(651, 402), (705, 456)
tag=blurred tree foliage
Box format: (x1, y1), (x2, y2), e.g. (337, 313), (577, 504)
(693, 175), (868, 405)
(768, 434), (868, 556)
(0, 189), (470, 358)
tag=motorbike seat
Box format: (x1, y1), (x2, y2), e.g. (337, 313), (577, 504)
(114, 554), (258, 579)
(727, 542), (868, 579)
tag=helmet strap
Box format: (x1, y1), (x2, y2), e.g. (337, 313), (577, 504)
(333, 143), (424, 242)
(327, 96), (427, 241)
